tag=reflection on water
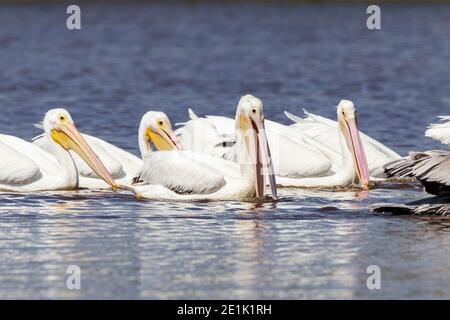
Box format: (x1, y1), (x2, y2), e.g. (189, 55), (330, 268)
(1, 3), (450, 299)
(1, 185), (449, 299)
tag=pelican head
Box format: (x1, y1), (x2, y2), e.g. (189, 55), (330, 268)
(337, 100), (370, 190)
(44, 108), (119, 189)
(236, 94), (277, 200)
(140, 111), (182, 152)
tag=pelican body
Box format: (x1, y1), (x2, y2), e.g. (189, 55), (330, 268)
(130, 95), (278, 201)
(0, 109), (118, 192)
(275, 100), (370, 189)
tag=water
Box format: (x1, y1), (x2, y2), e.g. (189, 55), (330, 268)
(0, 3), (450, 299)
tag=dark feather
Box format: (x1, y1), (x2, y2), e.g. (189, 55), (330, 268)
(384, 151), (450, 196)
(372, 195), (450, 216)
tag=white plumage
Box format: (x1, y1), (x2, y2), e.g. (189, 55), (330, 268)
(132, 151), (243, 199)
(425, 116), (450, 146)
(0, 138), (47, 186)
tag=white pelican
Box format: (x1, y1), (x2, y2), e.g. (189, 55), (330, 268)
(284, 108), (400, 178)
(33, 111), (181, 189)
(0, 109), (118, 192)
(177, 99), (372, 189)
(275, 100), (371, 189)
(130, 95), (277, 201)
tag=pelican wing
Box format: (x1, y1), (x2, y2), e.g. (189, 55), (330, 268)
(177, 108), (235, 136)
(284, 110), (401, 174)
(385, 150), (450, 196)
(177, 118), (235, 159)
(0, 134), (59, 172)
(425, 116), (450, 146)
(204, 115), (236, 135)
(0, 141), (42, 185)
(133, 151), (227, 195)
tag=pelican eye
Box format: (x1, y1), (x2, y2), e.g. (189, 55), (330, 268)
(252, 109), (257, 114)
(59, 115), (65, 121)
(158, 120), (164, 126)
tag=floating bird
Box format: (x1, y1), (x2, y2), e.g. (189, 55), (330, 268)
(373, 116), (450, 215)
(177, 99), (373, 189)
(0, 108), (118, 192)
(33, 111), (180, 189)
(130, 95), (277, 201)
(284, 108), (400, 178)
(276, 100), (371, 189)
